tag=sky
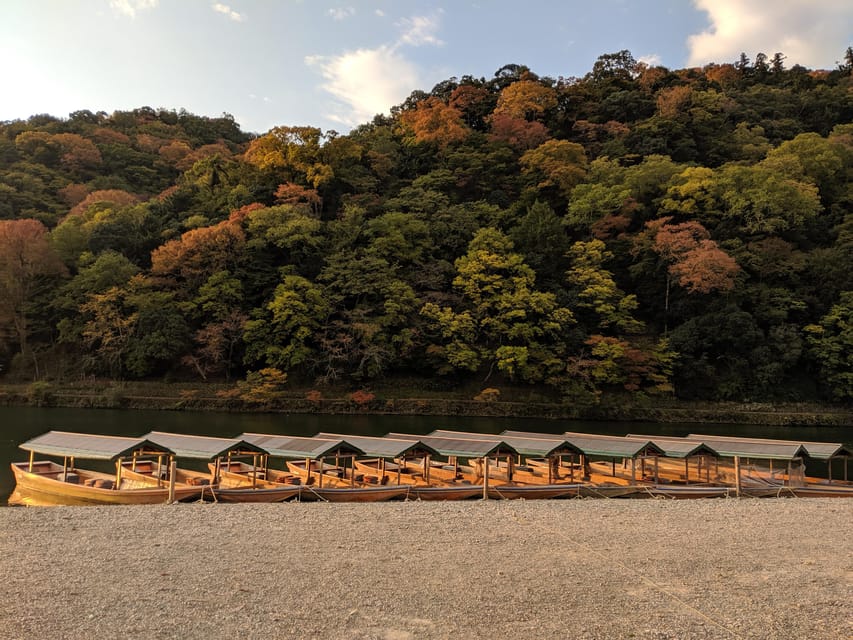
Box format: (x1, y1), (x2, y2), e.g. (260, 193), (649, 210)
(2, 1), (851, 135)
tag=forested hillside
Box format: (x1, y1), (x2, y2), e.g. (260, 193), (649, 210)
(1, 50), (852, 405)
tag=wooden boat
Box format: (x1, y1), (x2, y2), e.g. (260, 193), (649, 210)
(285, 459), (363, 488)
(298, 484), (411, 502)
(120, 459), (217, 495)
(9, 460), (204, 506)
(354, 458), (430, 485)
(486, 483), (584, 500)
(641, 485), (738, 499)
(209, 461), (303, 502)
(403, 485), (484, 501)
(8, 431), (205, 507)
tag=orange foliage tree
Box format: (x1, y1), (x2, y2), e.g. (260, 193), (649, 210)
(0, 219), (66, 375)
(399, 97), (470, 149)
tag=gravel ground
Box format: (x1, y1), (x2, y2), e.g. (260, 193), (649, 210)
(0, 498), (850, 640)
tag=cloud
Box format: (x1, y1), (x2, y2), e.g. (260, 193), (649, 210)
(327, 7), (356, 21)
(397, 12), (444, 47)
(687, 0), (853, 69)
(109, 0), (158, 18)
(375, 9), (385, 17)
(305, 46), (420, 126)
(305, 11), (446, 128)
(638, 54), (662, 67)
(212, 2), (245, 22)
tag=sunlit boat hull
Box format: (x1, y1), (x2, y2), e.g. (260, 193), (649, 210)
(8, 461), (203, 506)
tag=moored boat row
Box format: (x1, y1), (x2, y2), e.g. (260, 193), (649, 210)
(8, 428), (852, 506)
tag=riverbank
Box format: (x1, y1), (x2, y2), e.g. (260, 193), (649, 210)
(1, 380), (852, 427)
(1, 499), (850, 639)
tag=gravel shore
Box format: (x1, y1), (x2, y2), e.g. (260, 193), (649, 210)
(1, 498), (850, 639)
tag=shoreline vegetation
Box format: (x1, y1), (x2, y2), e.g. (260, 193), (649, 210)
(2, 379), (851, 427)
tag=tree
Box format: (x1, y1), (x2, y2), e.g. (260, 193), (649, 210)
(421, 228), (574, 382)
(566, 239), (644, 334)
(0, 219), (66, 376)
(398, 97), (470, 149)
(804, 292), (853, 400)
(243, 275), (329, 372)
(633, 217), (740, 331)
(487, 114), (550, 151)
(493, 80), (557, 121)
(519, 139), (588, 199)
(150, 218), (246, 289)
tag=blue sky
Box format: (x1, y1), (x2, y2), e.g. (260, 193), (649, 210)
(2, 1), (851, 134)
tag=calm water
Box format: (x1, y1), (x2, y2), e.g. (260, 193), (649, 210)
(2, 406), (851, 503)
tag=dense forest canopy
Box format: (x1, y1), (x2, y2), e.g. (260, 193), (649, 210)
(1, 49), (852, 405)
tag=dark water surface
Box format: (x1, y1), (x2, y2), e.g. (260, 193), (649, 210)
(2, 406), (851, 503)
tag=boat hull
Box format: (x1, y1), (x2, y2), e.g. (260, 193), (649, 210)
(404, 485), (483, 501)
(299, 485), (411, 502)
(487, 484), (584, 500)
(8, 462), (203, 506)
(210, 466), (303, 503)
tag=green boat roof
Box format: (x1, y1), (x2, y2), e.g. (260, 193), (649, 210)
(386, 432), (518, 458)
(502, 430), (665, 458)
(429, 429), (584, 458)
(19, 430), (173, 461)
(625, 434), (720, 459)
(316, 433), (439, 459)
(144, 431), (267, 460)
(239, 433), (364, 459)
(685, 434), (824, 460)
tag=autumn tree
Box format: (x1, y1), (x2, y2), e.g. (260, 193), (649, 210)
(493, 80), (558, 121)
(0, 219), (66, 376)
(398, 97), (470, 149)
(633, 217), (740, 331)
(519, 139), (588, 199)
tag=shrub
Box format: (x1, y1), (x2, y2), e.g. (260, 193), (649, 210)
(27, 381), (54, 407)
(474, 387), (501, 402)
(348, 389), (375, 408)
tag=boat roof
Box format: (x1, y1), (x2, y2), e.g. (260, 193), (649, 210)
(428, 429), (585, 457)
(674, 434), (807, 460)
(239, 433), (364, 459)
(316, 433), (439, 459)
(144, 431), (267, 460)
(19, 430), (173, 461)
(386, 433), (518, 458)
(687, 434), (847, 460)
(624, 434), (720, 459)
(502, 430), (665, 458)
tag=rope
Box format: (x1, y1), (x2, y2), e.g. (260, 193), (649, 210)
(300, 484), (330, 502)
(510, 508), (746, 639)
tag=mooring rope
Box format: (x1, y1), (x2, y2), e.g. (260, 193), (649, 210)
(510, 507), (746, 639)
(300, 484), (329, 502)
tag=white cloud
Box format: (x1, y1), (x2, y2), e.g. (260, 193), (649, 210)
(305, 46), (420, 126)
(305, 10), (446, 128)
(109, 0), (158, 18)
(327, 7), (356, 21)
(375, 9), (385, 17)
(397, 12), (444, 47)
(687, 0), (853, 69)
(638, 54), (662, 67)
(212, 3), (245, 22)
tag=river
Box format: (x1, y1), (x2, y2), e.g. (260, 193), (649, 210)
(2, 406), (851, 503)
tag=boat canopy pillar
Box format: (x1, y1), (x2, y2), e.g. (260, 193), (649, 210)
(167, 457), (176, 503)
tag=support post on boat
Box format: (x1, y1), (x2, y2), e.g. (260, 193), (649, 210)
(482, 456), (489, 500)
(734, 456), (742, 497)
(168, 457), (176, 503)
